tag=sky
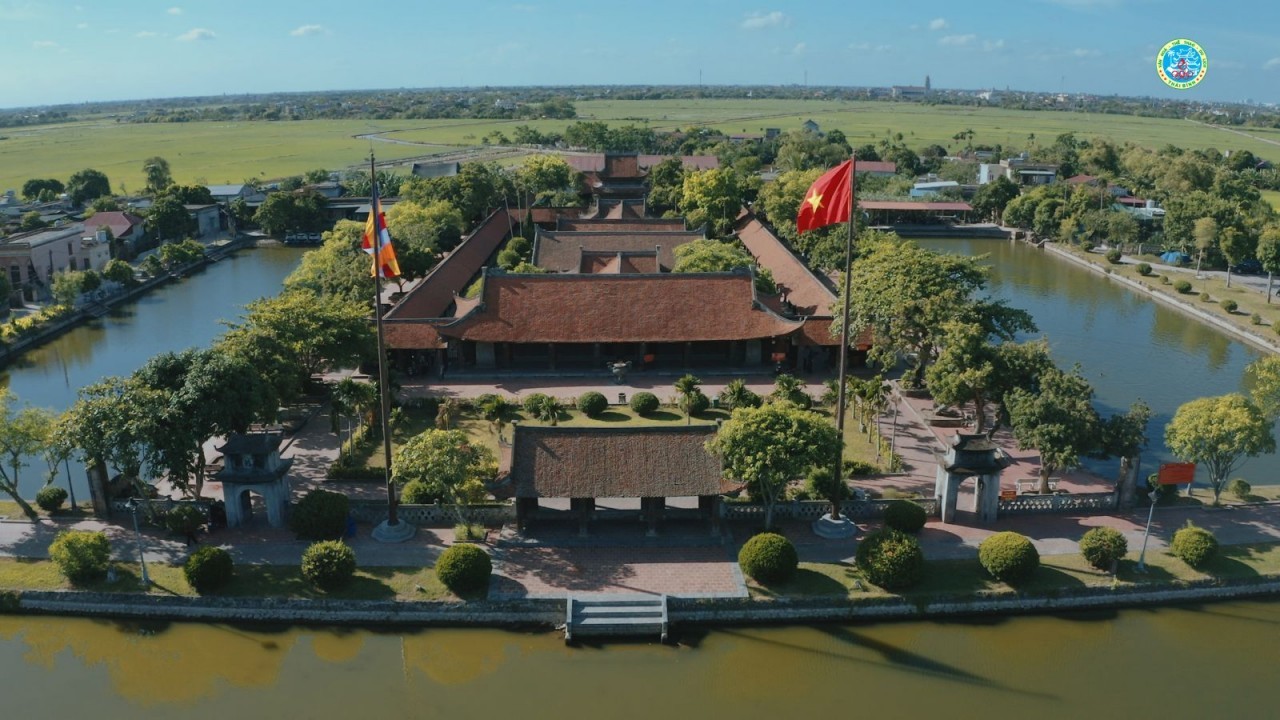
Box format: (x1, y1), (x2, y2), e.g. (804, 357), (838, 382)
(3, 0), (1279, 109)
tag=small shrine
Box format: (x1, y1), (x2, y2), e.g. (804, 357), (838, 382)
(934, 432), (1008, 524)
(214, 431), (293, 528)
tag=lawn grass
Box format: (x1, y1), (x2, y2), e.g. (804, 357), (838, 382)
(746, 541), (1280, 601)
(6, 99), (1277, 198)
(1261, 189), (1280, 212)
(0, 557), (457, 601)
(1060, 245), (1280, 350)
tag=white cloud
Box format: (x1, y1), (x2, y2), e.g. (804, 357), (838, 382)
(1264, 58), (1280, 70)
(167, 6), (182, 14)
(135, 31), (159, 38)
(983, 39), (1005, 51)
(511, 3), (536, 11)
(741, 11), (788, 30)
(850, 42), (891, 53)
(177, 27), (215, 41)
(32, 40), (58, 49)
(75, 21), (87, 29)
(929, 18), (948, 30)
(791, 42), (806, 55)
(1072, 47), (1102, 57)
(939, 34), (976, 46)
(290, 24), (324, 37)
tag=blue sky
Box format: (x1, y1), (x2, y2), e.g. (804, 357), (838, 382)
(4, 0), (1278, 108)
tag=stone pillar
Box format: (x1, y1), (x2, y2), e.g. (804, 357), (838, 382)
(745, 340), (763, 366)
(642, 496), (662, 537)
(570, 497), (593, 537)
(683, 342), (692, 368)
(548, 344), (557, 371)
(516, 497), (537, 532)
(974, 473), (1001, 525)
(934, 466), (961, 524)
(699, 495), (722, 537)
(476, 342), (496, 369)
(86, 460), (111, 517)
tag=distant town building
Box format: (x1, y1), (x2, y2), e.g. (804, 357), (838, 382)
(855, 161), (897, 177)
(893, 76), (932, 99)
(911, 180), (960, 197)
(1, 222), (111, 302)
(979, 154), (1059, 186)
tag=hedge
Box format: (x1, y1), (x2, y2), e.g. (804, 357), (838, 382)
(978, 531), (1039, 583)
(738, 532), (799, 584)
(436, 543), (493, 595)
(629, 391), (660, 416)
(883, 500), (927, 534)
(1079, 527), (1127, 571)
(290, 489), (350, 540)
(1170, 522), (1218, 568)
(576, 391), (608, 418)
(183, 546), (234, 594)
(49, 530), (111, 585)
(301, 540), (357, 590)
(855, 528), (924, 589)
(35, 485), (68, 513)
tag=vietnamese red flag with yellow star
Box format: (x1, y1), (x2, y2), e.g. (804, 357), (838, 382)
(795, 159), (854, 233)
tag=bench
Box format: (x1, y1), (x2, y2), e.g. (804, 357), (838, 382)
(1016, 479), (1058, 494)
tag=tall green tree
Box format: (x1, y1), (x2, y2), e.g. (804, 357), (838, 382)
(837, 236), (1034, 387)
(680, 168), (745, 238)
(142, 156), (173, 195)
(1256, 225), (1280, 304)
(253, 190), (329, 237)
(282, 220), (370, 304)
(925, 322), (997, 432)
(1165, 394), (1275, 504)
(646, 157), (685, 217)
(707, 403), (840, 530)
(1006, 365), (1101, 494)
(1192, 216), (1219, 276)
(1094, 401), (1152, 505)
(66, 169), (111, 205)
(0, 390), (54, 519)
(1219, 226), (1255, 289)
(970, 176), (1020, 223)
(393, 429), (495, 523)
(514, 154), (579, 206)
(63, 377), (165, 500)
(147, 195), (197, 242)
(21, 178), (63, 201)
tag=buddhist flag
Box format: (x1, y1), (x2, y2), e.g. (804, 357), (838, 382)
(362, 182), (400, 279)
(796, 159), (854, 233)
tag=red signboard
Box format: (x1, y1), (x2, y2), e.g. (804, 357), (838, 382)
(1000, 489), (1018, 501)
(1157, 462), (1196, 485)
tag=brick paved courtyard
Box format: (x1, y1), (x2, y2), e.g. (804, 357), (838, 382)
(491, 545), (747, 599)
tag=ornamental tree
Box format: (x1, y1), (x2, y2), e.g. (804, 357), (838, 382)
(1256, 225), (1280, 304)
(706, 403), (840, 530)
(1165, 394), (1275, 504)
(142, 156), (173, 195)
(671, 239), (777, 293)
(1006, 365), (1101, 494)
(66, 168), (111, 205)
(393, 429), (496, 523)
(0, 390), (54, 519)
(680, 167), (745, 238)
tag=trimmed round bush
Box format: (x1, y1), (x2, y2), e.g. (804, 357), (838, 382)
(1174, 279), (1193, 294)
(1105, 248), (1123, 264)
(978, 531), (1040, 583)
(522, 392), (552, 415)
(1227, 477), (1252, 500)
(163, 504), (205, 536)
(1252, 313), (1264, 326)
(1199, 291), (1211, 302)
(49, 530), (111, 585)
(855, 528), (924, 590)
(629, 391), (660, 416)
(401, 480), (437, 505)
(1136, 262), (1152, 276)
(35, 485), (68, 513)
(1170, 523), (1218, 568)
(435, 543), (493, 595)
(183, 545), (234, 594)
(1160, 275), (1171, 285)
(683, 390), (711, 417)
(738, 532), (799, 584)
(1079, 527), (1128, 570)
(301, 540), (357, 590)
(577, 391), (608, 418)
(1222, 299), (1238, 313)
(289, 489), (350, 540)
(883, 500), (927, 534)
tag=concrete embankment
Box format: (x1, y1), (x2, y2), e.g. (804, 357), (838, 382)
(1042, 243), (1280, 356)
(0, 237), (253, 367)
(9, 575), (1280, 630)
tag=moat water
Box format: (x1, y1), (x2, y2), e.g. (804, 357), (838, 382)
(1, 245), (306, 498)
(3, 604), (1279, 718)
(916, 237), (1276, 486)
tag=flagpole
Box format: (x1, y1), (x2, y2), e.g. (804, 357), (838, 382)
(833, 156), (857, 521)
(369, 151), (413, 542)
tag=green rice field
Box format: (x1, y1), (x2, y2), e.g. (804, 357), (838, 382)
(1262, 189), (1280, 211)
(3, 98), (1280, 193)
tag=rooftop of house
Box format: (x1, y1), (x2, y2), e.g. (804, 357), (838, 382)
(734, 213), (836, 317)
(531, 229), (704, 273)
(505, 424), (733, 499)
(84, 211), (144, 237)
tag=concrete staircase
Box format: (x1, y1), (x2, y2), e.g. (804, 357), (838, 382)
(565, 594), (668, 643)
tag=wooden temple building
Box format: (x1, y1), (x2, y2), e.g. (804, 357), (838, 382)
(381, 152), (866, 375)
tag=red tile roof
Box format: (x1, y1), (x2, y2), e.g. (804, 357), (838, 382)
(83, 211), (144, 238)
(385, 208), (514, 321)
(563, 154), (719, 173)
(439, 271), (802, 344)
(735, 213), (837, 316)
(859, 200), (973, 212)
(558, 218), (686, 231)
(508, 425), (731, 498)
(855, 161), (897, 174)
(532, 230), (703, 272)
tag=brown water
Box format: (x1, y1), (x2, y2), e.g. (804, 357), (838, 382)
(2, 603), (1279, 718)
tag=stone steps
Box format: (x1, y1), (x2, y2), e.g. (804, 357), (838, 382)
(565, 594), (667, 643)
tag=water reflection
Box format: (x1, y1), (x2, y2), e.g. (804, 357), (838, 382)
(917, 238), (1273, 484)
